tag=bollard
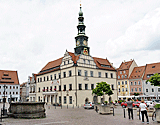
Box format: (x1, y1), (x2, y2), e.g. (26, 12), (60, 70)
(67, 105), (68, 109)
(124, 108), (125, 118)
(73, 105), (74, 109)
(96, 106), (98, 113)
(113, 107), (114, 116)
(139, 109), (141, 120)
(78, 105), (79, 108)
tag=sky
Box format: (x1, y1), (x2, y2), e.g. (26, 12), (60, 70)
(0, 0), (160, 84)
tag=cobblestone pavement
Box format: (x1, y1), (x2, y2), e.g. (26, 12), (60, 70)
(0, 104), (159, 125)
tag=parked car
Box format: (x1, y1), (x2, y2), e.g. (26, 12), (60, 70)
(145, 101), (152, 107)
(121, 102), (127, 108)
(133, 101), (141, 108)
(153, 99), (160, 104)
(84, 102), (94, 109)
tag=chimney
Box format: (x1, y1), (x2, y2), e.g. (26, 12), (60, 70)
(131, 59), (132, 61)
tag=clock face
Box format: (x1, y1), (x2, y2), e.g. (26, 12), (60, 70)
(76, 41), (80, 46)
(83, 40), (87, 46)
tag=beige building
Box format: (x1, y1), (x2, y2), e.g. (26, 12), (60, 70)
(34, 5), (118, 106)
(117, 60), (137, 100)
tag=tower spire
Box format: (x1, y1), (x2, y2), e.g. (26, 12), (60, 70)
(74, 3), (90, 56)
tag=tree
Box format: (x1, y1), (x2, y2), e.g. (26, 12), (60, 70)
(146, 73), (160, 86)
(134, 93), (140, 96)
(92, 82), (113, 103)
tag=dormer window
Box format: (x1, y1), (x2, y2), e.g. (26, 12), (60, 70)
(118, 76), (120, 79)
(152, 66), (155, 68)
(68, 60), (69, 64)
(88, 60), (90, 64)
(101, 65), (111, 68)
(64, 61), (65, 65)
(120, 71), (122, 74)
(83, 59), (85, 63)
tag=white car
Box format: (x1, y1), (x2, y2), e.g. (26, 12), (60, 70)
(84, 102), (94, 109)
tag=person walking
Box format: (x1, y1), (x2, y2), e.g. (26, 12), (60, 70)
(139, 100), (149, 124)
(126, 98), (133, 120)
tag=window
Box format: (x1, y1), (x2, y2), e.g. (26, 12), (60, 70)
(83, 59), (85, 63)
(139, 88), (141, 92)
(98, 72), (101, 77)
(88, 60), (90, 64)
(64, 85), (66, 91)
(59, 96), (61, 104)
(59, 73), (61, 79)
(38, 78), (39, 82)
(16, 86), (18, 89)
(69, 70), (72, 77)
(43, 87), (45, 92)
(54, 74), (56, 79)
(135, 88), (137, 92)
(146, 89), (148, 92)
(122, 81), (124, 85)
(13, 86), (15, 89)
(44, 77), (45, 81)
(84, 70), (88, 77)
(54, 86), (56, 91)
(47, 87), (49, 92)
(16, 92), (18, 94)
(50, 75), (52, 80)
(90, 71), (93, 77)
(78, 70), (81, 76)
(110, 73), (113, 78)
(59, 85), (61, 91)
(46, 76), (48, 81)
(138, 81), (141, 85)
(10, 86), (11, 89)
(119, 88), (120, 92)
(79, 84), (82, 90)
(10, 92), (11, 94)
(125, 81), (127, 85)
(131, 88), (133, 92)
(50, 86), (52, 91)
(38, 96), (40, 102)
(40, 78), (42, 82)
(91, 84), (94, 90)
(131, 82), (133, 85)
(124, 71), (126, 73)
(152, 88), (154, 92)
(64, 61), (65, 65)
(118, 82), (120, 85)
(126, 88), (128, 92)
(120, 71), (122, 74)
(125, 75), (127, 78)
(68, 60), (69, 64)
(85, 84), (88, 90)
(64, 96), (66, 104)
(134, 82), (137, 85)
(105, 73), (108, 78)
(122, 88), (124, 92)
(63, 72), (66, 78)
(69, 84), (72, 90)
(38, 87), (40, 92)
(118, 76), (120, 79)
(69, 96), (72, 104)
(111, 84), (114, 90)
(122, 75), (124, 78)
(158, 88), (160, 92)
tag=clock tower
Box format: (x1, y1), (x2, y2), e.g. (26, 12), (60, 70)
(74, 5), (90, 55)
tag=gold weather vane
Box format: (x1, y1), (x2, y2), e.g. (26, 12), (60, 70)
(80, 0), (81, 6)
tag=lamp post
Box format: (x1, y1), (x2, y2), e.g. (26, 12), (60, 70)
(3, 84), (7, 115)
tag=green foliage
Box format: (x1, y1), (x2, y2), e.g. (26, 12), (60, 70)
(115, 100), (117, 103)
(154, 104), (160, 109)
(146, 73), (160, 86)
(105, 101), (108, 104)
(134, 93), (140, 96)
(92, 82), (113, 96)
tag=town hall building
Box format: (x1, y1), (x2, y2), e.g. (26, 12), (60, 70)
(35, 5), (118, 106)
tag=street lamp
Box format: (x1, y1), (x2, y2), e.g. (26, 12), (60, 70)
(3, 84), (7, 115)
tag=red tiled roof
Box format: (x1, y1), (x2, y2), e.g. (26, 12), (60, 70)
(143, 62), (160, 80)
(68, 52), (80, 63)
(118, 60), (133, 70)
(129, 66), (145, 79)
(0, 70), (19, 85)
(40, 57), (63, 72)
(93, 57), (116, 71)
